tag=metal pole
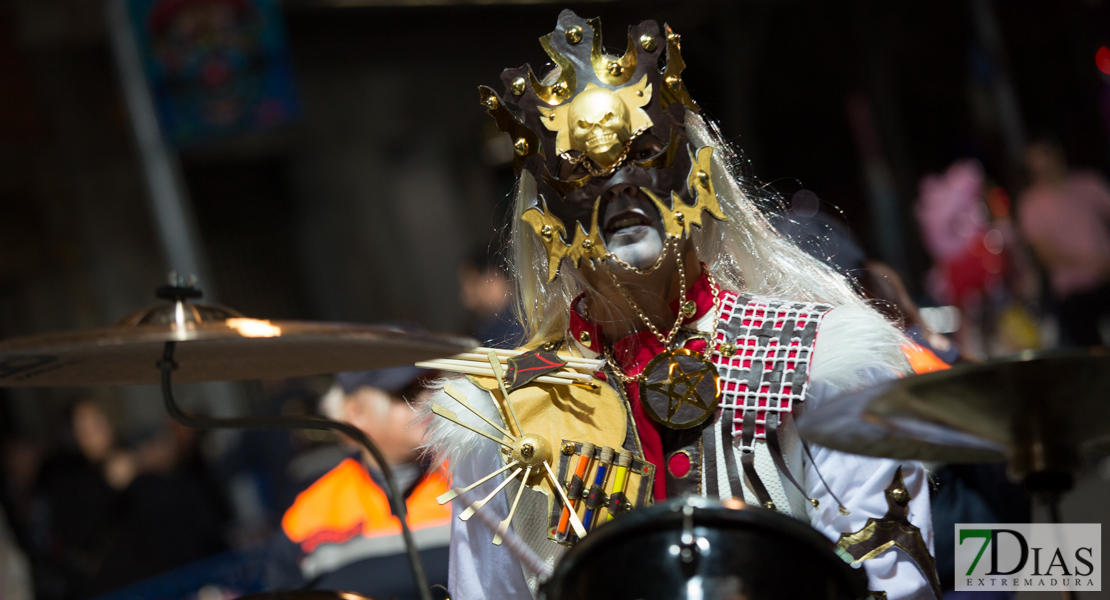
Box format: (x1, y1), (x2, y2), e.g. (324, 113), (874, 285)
(105, 0), (214, 295)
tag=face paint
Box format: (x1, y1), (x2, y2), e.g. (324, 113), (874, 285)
(480, 11), (728, 281)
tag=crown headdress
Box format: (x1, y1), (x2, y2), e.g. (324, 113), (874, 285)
(481, 11), (724, 281)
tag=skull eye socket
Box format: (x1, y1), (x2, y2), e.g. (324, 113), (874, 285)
(602, 112), (616, 126)
(576, 120), (589, 132)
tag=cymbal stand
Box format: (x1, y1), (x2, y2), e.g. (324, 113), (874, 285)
(158, 341), (434, 600)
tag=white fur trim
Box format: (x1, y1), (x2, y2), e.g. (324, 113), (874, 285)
(810, 301), (912, 394)
(418, 376), (505, 472)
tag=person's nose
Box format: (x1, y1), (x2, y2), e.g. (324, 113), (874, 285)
(601, 182), (639, 202)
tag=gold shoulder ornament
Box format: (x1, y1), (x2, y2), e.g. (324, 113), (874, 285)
(425, 350), (654, 546)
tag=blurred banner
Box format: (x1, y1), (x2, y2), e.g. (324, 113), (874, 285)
(126, 0), (301, 147)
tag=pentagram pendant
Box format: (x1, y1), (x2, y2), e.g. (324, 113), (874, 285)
(639, 348), (721, 429)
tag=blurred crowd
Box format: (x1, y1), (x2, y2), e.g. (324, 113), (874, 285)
(915, 136), (1110, 356)
(0, 134), (1107, 600)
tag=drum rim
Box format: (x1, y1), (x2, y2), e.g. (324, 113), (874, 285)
(543, 496), (868, 599)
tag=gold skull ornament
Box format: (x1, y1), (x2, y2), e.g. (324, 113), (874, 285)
(568, 87), (632, 168)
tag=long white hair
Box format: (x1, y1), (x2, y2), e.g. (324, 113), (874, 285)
(515, 115), (875, 300)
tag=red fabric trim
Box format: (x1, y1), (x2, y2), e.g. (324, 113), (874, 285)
(571, 269), (725, 502)
(667, 265), (716, 324)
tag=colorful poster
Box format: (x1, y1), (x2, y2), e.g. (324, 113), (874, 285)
(128, 0), (301, 147)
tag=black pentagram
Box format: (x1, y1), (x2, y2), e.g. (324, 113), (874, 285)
(639, 349), (720, 429)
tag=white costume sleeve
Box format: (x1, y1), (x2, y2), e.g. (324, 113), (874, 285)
(803, 377), (936, 600)
(447, 441), (533, 600)
(420, 378), (533, 600)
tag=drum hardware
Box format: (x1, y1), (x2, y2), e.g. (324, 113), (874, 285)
(796, 346), (1110, 573)
(0, 274), (479, 600)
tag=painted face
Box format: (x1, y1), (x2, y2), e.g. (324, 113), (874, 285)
(480, 11), (728, 280)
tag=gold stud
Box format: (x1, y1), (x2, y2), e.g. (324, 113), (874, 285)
(640, 33), (657, 51)
(607, 61), (622, 76)
(510, 77), (526, 96)
(674, 211), (685, 224)
(578, 330), (592, 345)
(763, 501), (776, 510)
(696, 170), (709, 187)
(891, 488), (909, 505)
(668, 32), (681, 45)
(565, 26), (583, 45)
(542, 341), (558, 352)
(582, 239), (592, 250)
(562, 442), (576, 456)
(548, 113), (556, 121)
(553, 81), (568, 96)
(540, 224), (553, 242)
(666, 75), (681, 90)
(682, 300), (696, 317)
(513, 138), (529, 155)
(810, 498), (820, 509)
(635, 90), (643, 97)
(720, 342), (737, 358)
(483, 95), (499, 110)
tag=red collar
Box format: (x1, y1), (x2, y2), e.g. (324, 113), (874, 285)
(567, 267), (717, 359)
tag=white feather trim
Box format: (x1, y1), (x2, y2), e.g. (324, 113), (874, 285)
(418, 376), (505, 472)
(809, 301), (912, 394)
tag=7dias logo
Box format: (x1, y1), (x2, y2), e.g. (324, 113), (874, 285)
(956, 524), (1101, 592)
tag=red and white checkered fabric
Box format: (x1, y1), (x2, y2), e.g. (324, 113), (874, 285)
(710, 291), (833, 449)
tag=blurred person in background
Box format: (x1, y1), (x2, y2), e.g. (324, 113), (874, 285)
(915, 159), (1007, 357)
(30, 399), (130, 600)
(458, 244), (524, 348)
(1018, 136), (1110, 347)
(86, 418), (226, 596)
(266, 367), (450, 599)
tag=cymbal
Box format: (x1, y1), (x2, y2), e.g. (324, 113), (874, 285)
(0, 297), (477, 387)
(796, 349), (1110, 486)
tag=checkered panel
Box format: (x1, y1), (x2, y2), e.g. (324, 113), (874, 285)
(710, 292), (832, 450)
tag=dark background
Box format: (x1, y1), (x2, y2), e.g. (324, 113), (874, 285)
(0, 0), (1106, 459)
(0, 1), (1108, 597)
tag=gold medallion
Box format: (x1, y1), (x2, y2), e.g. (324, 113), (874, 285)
(639, 348), (720, 429)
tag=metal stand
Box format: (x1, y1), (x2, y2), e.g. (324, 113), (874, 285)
(158, 341), (434, 600)
(1032, 490), (1077, 600)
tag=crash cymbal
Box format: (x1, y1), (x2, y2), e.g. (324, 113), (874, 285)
(0, 288), (476, 387)
(796, 349), (1110, 488)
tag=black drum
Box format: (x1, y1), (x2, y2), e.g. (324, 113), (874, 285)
(542, 497), (869, 600)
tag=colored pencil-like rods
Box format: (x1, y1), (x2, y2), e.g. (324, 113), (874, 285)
(607, 449), (633, 522)
(580, 446), (614, 533)
(556, 442), (595, 541)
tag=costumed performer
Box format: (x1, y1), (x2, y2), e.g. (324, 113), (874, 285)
(421, 11), (940, 600)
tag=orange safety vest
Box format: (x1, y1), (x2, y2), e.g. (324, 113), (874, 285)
(282, 458), (452, 554)
(903, 343), (952, 375)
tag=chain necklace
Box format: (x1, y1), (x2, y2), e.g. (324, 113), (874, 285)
(598, 248), (723, 386)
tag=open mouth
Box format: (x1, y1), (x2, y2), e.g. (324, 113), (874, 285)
(603, 207), (655, 242)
